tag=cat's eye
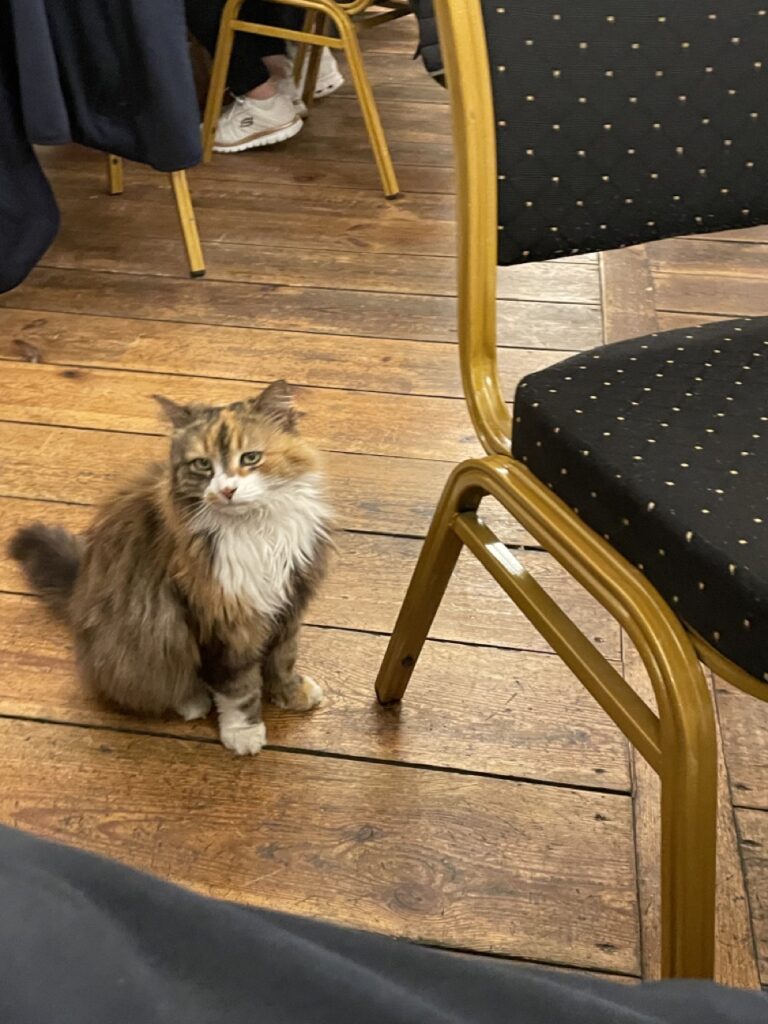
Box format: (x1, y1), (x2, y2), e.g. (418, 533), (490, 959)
(189, 457), (212, 474)
(240, 451), (263, 467)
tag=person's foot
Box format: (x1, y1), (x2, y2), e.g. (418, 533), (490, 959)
(213, 94), (303, 153)
(275, 72), (309, 118)
(288, 45), (345, 99)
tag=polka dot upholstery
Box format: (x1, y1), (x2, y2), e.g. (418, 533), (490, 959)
(512, 319), (768, 684)
(487, 2), (768, 265)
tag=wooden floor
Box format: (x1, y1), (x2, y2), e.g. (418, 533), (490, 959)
(1, 18), (767, 988)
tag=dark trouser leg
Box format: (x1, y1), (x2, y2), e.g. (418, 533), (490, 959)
(185, 0), (304, 94)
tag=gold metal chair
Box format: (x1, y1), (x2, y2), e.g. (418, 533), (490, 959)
(374, 0), (768, 980)
(105, 156), (206, 278)
(201, 0), (411, 198)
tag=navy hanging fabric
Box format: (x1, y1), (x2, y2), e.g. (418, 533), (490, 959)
(1, 0), (201, 295)
(0, 5), (59, 294)
(10, 0), (202, 173)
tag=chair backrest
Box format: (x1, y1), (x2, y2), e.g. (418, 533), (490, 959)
(435, 0), (768, 454)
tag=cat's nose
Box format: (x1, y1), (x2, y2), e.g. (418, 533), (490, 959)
(220, 486), (237, 501)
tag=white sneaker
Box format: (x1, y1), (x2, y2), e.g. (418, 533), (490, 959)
(287, 45), (345, 99)
(213, 93), (303, 153)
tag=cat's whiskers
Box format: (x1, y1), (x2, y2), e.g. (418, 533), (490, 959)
(177, 502), (211, 535)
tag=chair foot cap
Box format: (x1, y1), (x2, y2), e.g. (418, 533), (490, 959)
(375, 690), (402, 707)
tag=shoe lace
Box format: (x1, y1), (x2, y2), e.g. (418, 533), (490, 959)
(221, 95), (246, 125)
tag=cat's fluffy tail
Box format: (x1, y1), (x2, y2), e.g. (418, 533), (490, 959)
(9, 524), (82, 620)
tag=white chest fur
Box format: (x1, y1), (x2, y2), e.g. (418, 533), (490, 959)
(212, 477), (329, 618)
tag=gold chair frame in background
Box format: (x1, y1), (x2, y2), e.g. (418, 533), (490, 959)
(374, 0), (767, 980)
(105, 156), (206, 278)
(201, 0), (411, 198)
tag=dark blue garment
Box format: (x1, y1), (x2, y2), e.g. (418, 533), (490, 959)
(0, 7), (59, 294)
(1, 0), (201, 294)
(0, 823), (766, 1023)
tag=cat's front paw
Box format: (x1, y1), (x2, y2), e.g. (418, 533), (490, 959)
(272, 675), (324, 712)
(219, 720), (267, 756)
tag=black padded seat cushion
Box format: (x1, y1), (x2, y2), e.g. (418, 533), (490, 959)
(512, 317), (768, 683)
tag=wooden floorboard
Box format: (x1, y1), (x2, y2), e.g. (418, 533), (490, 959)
(52, 172), (457, 224)
(39, 140), (459, 195)
(716, 681), (768, 811)
(0, 717), (639, 974)
(1, 267), (603, 349)
(654, 273), (768, 318)
(0, 308), (574, 400)
(735, 809), (768, 984)
(656, 311), (729, 331)
(0, 359), (478, 464)
(650, 238), (768, 280)
(0, 593), (628, 791)
(334, 52), (451, 105)
(39, 228), (599, 304)
(49, 193), (460, 257)
(0, 420), (543, 544)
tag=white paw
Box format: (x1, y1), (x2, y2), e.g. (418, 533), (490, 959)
(219, 720), (266, 756)
(273, 675), (324, 712)
(177, 692), (213, 721)
(296, 675), (324, 710)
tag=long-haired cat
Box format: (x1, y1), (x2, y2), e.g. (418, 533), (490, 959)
(10, 381), (332, 755)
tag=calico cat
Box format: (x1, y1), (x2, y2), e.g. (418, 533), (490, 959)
(10, 381), (332, 755)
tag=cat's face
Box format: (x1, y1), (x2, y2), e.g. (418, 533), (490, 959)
(155, 381), (319, 524)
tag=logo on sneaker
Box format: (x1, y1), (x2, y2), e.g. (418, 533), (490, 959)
(240, 116), (255, 128)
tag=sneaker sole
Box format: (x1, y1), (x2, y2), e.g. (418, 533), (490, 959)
(213, 117), (303, 153)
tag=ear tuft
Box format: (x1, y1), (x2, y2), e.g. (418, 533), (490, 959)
(152, 394), (196, 429)
(249, 380), (299, 432)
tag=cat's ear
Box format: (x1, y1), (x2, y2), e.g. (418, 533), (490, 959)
(249, 380), (299, 432)
(152, 394), (196, 429)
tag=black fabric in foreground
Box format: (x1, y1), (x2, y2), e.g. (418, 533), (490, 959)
(513, 318), (768, 684)
(0, 824), (765, 1023)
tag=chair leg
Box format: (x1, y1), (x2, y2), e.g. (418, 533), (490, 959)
(330, 11), (400, 198)
(659, 709), (718, 978)
(301, 21), (324, 113)
(374, 465), (478, 704)
(376, 452), (718, 975)
(169, 171), (206, 278)
(201, 0), (243, 162)
(106, 154), (124, 196)
(292, 12), (312, 85)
